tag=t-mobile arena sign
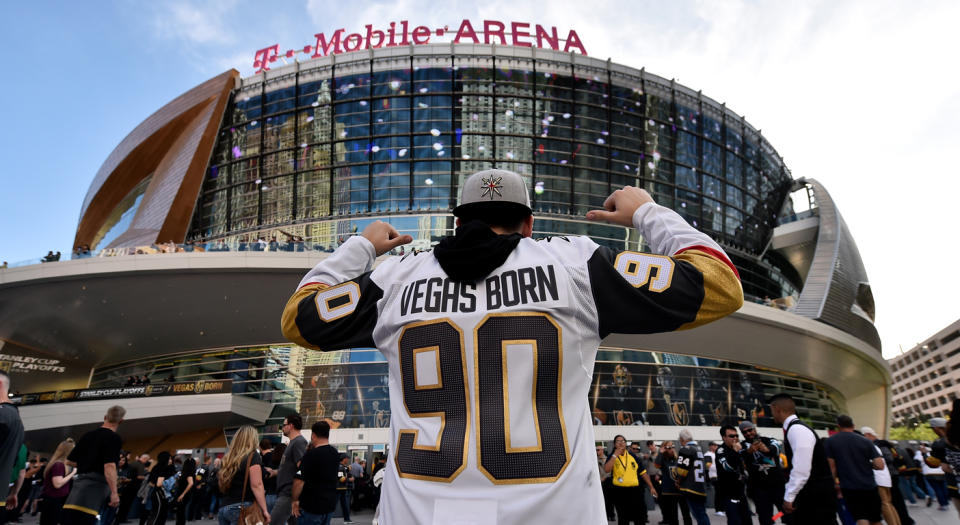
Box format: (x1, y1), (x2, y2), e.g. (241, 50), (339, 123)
(253, 20), (587, 73)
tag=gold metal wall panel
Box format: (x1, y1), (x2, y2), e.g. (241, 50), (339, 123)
(75, 69), (238, 249)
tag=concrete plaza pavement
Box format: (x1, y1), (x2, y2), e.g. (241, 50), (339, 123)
(199, 502), (960, 525)
(13, 500), (957, 525)
(252, 502), (960, 525)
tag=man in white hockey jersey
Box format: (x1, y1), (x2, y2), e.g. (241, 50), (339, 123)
(281, 169), (743, 525)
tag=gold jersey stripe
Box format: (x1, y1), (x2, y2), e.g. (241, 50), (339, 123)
(62, 504), (100, 516)
(280, 282), (331, 350)
(674, 249), (744, 331)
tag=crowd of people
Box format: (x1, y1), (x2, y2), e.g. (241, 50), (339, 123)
(1, 370), (388, 525)
(3, 374), (960, 525)
(595, 396), (960, 525)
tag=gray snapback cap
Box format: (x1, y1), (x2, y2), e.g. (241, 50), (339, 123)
(453, 169), (531, 216)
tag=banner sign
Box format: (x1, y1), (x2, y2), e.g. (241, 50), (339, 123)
(254, 19), (587, 73)
(591, 362), (772, 427)
(299, 360), (390, 430)
(11, 379), (232, 406)
(0, 352), (67, 374)
(0, 343), (92, 394)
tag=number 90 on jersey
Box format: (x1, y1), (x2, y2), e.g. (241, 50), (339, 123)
(395, 313), (570, 484)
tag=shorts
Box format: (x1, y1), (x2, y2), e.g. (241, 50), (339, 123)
(842, 488), (882, 522)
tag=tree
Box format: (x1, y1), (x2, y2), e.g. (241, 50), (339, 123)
(889, 411), (937, 442)
(889, 425), (936, 442)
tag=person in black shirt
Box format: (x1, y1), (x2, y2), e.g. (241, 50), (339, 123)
(62, 405), (124, 525)
(825, 415), (883, 525)
(175, 455), (196, 525)
(292, 421), (339, 525)
(0, 371), (25, 525)
(737, 420), (784, 525)
(189, 459), (208, 521)
(716, 425), (751, 525)
(141, 452), (174, 525)
(656, 441), (692, 525)
(216, 426), (269, 525)
(259, 439), (279, 512)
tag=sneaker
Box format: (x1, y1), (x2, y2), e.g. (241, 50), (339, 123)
(940, 505), (950, 511)
(927, 496), (934, 507)
(715, 511), (726, 516)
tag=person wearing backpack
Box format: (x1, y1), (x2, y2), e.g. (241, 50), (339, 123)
(143, 452), (174, 525)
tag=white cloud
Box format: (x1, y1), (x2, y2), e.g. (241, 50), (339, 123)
(151, 0), (239, 46)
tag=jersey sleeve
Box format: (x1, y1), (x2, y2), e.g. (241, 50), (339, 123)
(588, 203), (743, 338)
(766, 437), (783, 459)
(281, 236), (385, 351)
(717, 448), (738, 473)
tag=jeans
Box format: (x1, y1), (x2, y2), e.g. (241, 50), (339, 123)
(209, 492), (221, 516)
(218, 502), (250, 525)
(337, 490), (351, 521)
(926, 476), (949, 506)
(297, 509), (332, 525)
(100, 502), (118, 525)
(682, 494), (711, 525)
(899, 475), (922, 503)
(265, 494), (277, 514)
(270, 494), (296, 525)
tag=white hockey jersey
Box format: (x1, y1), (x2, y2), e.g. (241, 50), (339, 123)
(282, 203), (743, 525)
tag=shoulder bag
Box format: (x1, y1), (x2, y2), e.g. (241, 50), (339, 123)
(238, 452), (267, 525)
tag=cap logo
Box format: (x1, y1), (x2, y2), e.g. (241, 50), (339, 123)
(480, 175), (503, 200)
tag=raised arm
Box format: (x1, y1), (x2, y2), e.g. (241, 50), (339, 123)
(586, 187), (743, 337)
(281, 222), (411, 351)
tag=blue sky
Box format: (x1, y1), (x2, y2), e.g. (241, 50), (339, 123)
(2, 0), (959, 357)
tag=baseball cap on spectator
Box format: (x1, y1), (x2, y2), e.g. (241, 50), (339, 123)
(453, 169), (532, 217)
(860, 426), (877, 436)
(738, 421), (756, 432)
(929, 417), (948, 428)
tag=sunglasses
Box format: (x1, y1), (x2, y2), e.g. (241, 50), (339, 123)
(664, 446), (674, 449)
(725, 434), (738, 438)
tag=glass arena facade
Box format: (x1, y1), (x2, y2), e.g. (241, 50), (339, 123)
(189, 48), (797, 301)
(4, 44), (890, 450)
